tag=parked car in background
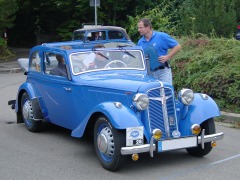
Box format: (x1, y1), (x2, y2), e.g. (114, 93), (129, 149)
(9, 41), (223, 171)
(236, 25), (240, 40)
(72, 25), (135, 48)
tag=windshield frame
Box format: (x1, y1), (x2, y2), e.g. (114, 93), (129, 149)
(69, 49), (146, 75)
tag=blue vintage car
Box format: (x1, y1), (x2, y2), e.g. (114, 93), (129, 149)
(9, 42), (223, 171)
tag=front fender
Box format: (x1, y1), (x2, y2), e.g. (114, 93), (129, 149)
(179, 93), (220, 135)
(187, 93), (220, 123)
(71, 102), (142, 138)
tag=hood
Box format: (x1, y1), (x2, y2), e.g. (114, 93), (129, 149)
(74, 71), (159, 92)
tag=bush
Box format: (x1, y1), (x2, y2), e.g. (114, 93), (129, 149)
(0, 37), (14, 61)
(172, 37), (240, 113)
(178, 0), (237, 38)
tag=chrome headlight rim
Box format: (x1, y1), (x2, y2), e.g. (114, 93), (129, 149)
(191, 124), (201, 135)
(152, 128), (162, 141)
(132, 93), (149, 111)
(178, 88), (194, 105)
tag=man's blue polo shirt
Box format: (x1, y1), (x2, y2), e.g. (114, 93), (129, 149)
(137, 31), (179, 56)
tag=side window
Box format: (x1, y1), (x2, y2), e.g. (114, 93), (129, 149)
(44, 53), (56, 74)
(73, 31), (85, 41)
(100, 31), (106, 40)
(44, 52), (67, 77)
(30, 51), (41, 72)
(108, 31), (124, 39)
(88, 31), (106, 41)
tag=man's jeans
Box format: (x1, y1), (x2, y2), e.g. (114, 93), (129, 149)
(150, 67), (172, 85)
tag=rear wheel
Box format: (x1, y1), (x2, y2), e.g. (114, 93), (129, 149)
(21, 92), (42, 132)
(94, 116), (125, 171)
(186, 118), (216, 156)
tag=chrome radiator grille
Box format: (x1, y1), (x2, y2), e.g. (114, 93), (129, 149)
(147, 87), (177, 139)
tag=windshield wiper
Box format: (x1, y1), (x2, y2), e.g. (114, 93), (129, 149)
(92, 47), (109, 60)
(119, 47), (136, 58)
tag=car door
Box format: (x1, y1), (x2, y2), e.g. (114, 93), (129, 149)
(40, 52), (80, 130)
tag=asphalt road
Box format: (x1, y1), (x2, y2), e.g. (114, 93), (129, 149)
(0, 73), (240, 180)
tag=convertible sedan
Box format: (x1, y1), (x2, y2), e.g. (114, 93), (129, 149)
(9, 42), (223, 171)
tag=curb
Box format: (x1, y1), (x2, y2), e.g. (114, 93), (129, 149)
(220, 111), (240, 123)
(0, 68), (22, 74)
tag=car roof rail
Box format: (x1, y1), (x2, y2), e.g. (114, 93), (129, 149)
(82, 23), (103, 29)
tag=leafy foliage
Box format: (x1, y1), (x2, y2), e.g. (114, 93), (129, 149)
(0, 37), (13, 61)
(178, 0), (237, 37)
(172, 37), (240, 113)
(0, 0), (18, 34)
(126, 0), (177, 42)
(3, 0), (239, 45)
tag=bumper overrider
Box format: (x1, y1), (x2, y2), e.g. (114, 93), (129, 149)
(121, 130), (224, 157)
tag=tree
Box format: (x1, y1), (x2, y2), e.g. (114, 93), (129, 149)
(7, 0), (239, 46)
(178, 0), (237, 37)
(8, 0), (168, 44)
(235, 0), (240, 23)
(0, 0), (18, 36)
(126, 0), (177, 42)
(0, 0), (18, 57)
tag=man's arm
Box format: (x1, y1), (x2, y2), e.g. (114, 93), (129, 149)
(159, 44), (181, 63)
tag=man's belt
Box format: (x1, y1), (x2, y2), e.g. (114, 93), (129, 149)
(153, 62), (170, 71)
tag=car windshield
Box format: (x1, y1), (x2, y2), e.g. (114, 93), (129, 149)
(70, 49), (145, 75)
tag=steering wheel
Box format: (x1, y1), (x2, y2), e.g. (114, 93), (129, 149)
(104, 60), (127, 69)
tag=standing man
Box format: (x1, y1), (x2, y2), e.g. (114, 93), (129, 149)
(137, 18), (181, 85)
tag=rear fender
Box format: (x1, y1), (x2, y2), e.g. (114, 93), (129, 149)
(71, 102), (143, 138)
(15, 82), (43, 123)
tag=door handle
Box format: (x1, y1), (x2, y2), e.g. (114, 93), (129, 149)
(63, 87), (71, 91)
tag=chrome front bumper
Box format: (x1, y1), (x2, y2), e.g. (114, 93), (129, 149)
(198, 130), (224, 149)
(121, 131), (224, 156)
(121, 135), (156, 157)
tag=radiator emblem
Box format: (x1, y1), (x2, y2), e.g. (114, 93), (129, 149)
(172, 130), (181, 138)
(168, 116), (175, 126)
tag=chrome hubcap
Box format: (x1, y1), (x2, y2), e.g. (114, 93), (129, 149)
(97, 127), (114, 156)
(22, 100), (33, 120)
(97, 133), (108, 153)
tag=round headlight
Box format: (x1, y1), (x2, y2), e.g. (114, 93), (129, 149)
(133, 93), (149, 110)
(179, 88), (194, 105)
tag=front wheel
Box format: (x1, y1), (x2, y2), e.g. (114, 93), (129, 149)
(186, 118), (216, 156)
(21, 92), (42, 132)
(94, 116), (125, 171)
